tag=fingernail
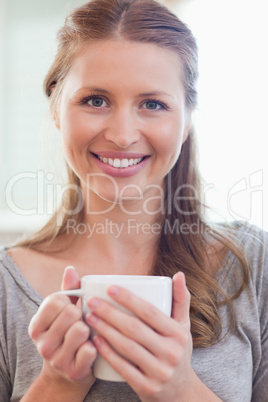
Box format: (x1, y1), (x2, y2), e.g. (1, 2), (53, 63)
(87, 313), (98, 324)
(179, 272), (186, 285)
(65, 265), (76, 272)
(108, 285), (119, 296)
(93, 336), (102, 347)
(88, 297), (100, 309)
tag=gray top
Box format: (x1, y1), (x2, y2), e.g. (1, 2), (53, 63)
(0, 222), (267, 401)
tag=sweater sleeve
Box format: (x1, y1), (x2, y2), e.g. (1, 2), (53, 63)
(0, 262), (12, 401)
(0, 346), (12, 402)
(251, 228), (268, 401)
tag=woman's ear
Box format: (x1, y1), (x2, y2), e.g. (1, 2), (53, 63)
(53, 110), (60, 130)
(182, 118), (192, 144)
(49, 84), (61, 130)
(182, 110), (194, 144)
(182, 123), (190, 144)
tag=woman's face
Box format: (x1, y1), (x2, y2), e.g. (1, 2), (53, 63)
(55, 40), (190, 207)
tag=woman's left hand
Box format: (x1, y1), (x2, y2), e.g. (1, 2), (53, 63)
(86, 272), (197, 401)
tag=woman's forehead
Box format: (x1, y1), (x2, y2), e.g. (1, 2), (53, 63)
(65, 39), (184, 95)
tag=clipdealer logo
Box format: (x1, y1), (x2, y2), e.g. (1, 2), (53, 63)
(66, 217), (209, 239)
(4, 169), (264, 229)
(227, 170), (263, 229)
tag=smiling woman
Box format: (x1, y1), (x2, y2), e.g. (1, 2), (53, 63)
(54, 40), (188, 202)
(0, 0), (267, 401)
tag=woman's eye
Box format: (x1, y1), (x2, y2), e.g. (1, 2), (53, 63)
(145, 101), (160, 110)
(141, 100), (166, 110)
(86, 97), (108, 108)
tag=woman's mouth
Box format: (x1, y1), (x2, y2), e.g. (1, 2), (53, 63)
(90, 152), (150, 177)
(94, 154), (145, 168)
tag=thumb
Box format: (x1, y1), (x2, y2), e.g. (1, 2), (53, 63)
(171, 272), (191, 328)
(61, 265), (81, 304)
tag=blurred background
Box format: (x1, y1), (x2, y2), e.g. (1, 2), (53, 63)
(0, 0), (268, 244)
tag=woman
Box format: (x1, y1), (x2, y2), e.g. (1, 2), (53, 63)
(0, 0), (267, 400)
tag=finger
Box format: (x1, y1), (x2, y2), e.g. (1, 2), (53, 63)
(93, 335), (146, 381)
(86, 298), (180, 362)
(87, 313), (169, 380)
(104, 287), (176, 336)
(30, 267), (81, 339)
(93, 335), (159, 396)
(74, 341), (97, 380)
(87, 299), (161, 354)
(36, 303), (82, 359)
(51, 320), (91, 371)
(29, 293), (71, 339)
(171, 272), (191, 327)
(61, 265), (81, 304)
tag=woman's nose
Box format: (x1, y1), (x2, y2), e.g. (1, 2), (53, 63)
(104, 108), (141, 148)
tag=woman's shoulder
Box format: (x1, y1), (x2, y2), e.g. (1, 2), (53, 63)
(0, 245), (63, 300)
(221, 221), (268, 304)
(0, 246), (35, 285)
(228, 221), (268, 269)
(0, 246), (40, 282)
(0, 247), (42, 314)
(0, 246), (18, 281)
(229, 222), (268, 335)
(209, 221), (267, 298)
(241, 221), (268, 298)
(216, 220), (267, 260)
(231, 220), (267, 244)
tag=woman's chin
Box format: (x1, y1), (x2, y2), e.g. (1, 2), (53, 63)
(86, 187), (148, 216)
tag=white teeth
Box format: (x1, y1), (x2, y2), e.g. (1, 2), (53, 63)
(121, 158), (129, 168)
(113, 158), (121, 168)
(98, 155), (143, 168)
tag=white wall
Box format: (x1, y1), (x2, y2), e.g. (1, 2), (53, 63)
(0, 0), (85, 238)
(173, 0), (268, 230)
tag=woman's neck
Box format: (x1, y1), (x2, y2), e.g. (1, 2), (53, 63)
(50, 193), (163, 276)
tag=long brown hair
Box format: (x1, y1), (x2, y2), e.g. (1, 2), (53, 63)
(18, 0), (249, 348)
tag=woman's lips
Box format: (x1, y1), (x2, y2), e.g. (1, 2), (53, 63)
(91, 152), (150, 177)
(92, 151), (147, 159)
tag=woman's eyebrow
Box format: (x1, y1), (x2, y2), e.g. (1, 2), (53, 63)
(74, 87), (174, 98)
(74, 86), (111, 95)
(138, 91), (174, 98)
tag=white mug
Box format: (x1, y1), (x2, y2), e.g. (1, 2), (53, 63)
(57, 272), (172, 382)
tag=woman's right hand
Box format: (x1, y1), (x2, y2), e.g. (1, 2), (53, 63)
(28, 266), (97, 399)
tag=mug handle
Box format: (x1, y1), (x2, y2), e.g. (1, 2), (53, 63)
(54, 289), (84, 298)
